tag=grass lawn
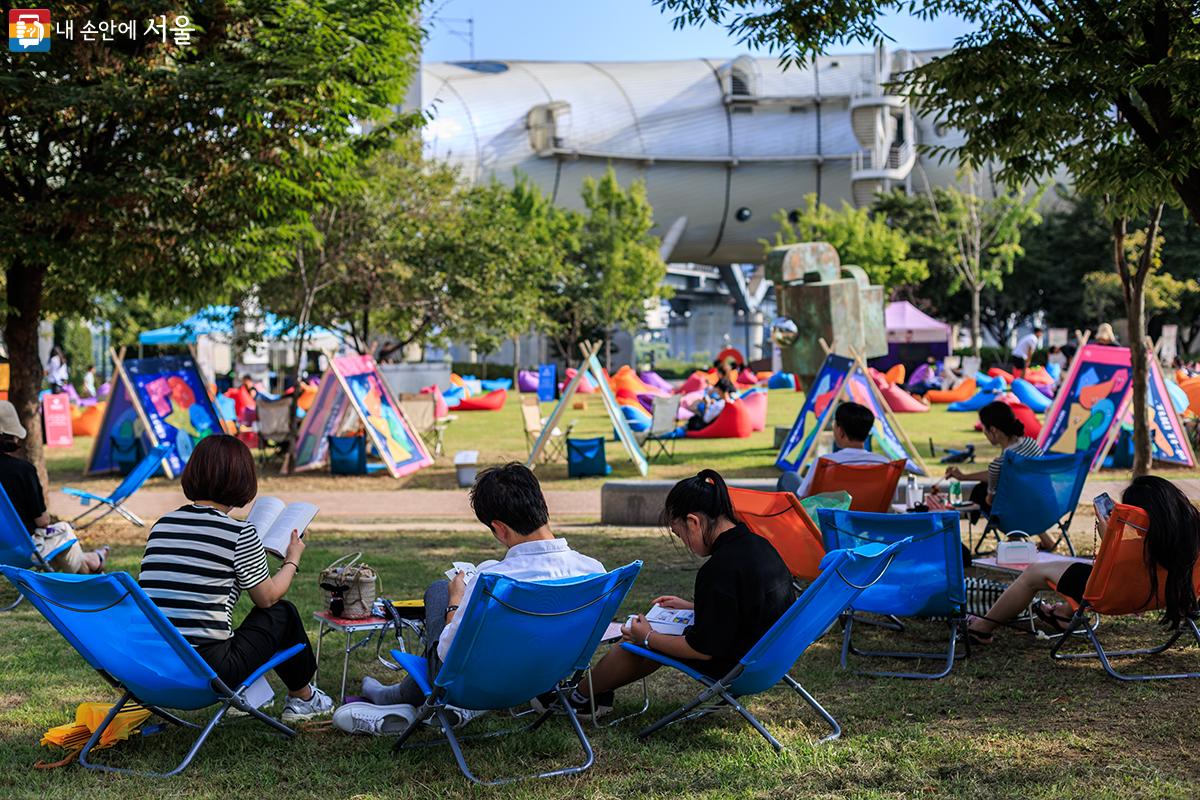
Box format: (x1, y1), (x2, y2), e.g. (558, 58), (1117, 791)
(3, 524), (1200, 799)
(45, 391), (1164, 494)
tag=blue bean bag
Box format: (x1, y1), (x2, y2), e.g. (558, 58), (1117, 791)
(947, 391), (1004, 412)
(1011, 378), (1052, 412)
(481, 378), (513, 392)
(1166, 379), (1189, 414)
(768, 372), (797, 390)
(975, 373), (1007, 393)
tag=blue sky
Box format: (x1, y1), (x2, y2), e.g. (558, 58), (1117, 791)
(421, 0), (975, 62)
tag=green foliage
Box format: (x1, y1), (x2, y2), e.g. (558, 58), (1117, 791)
(1082, 270), (1197, 325)
(768, 194), (927, 290)
(654, 1), (1200, 223)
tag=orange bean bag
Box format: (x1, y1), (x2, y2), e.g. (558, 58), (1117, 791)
(884, 364), (906, 386)
(686, 399), (754, 439)
(297, 384), (319, 412)
(72, 402), (105, 437)
(1181, 377), (1200, 415)
(454, 388), (507, 411)
(1023, 366), (1054, 386)
(987, 367), (1015, 383)
(925, 377), (976, 404)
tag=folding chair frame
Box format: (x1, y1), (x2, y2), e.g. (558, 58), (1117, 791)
(1049, 607), (1200, 681)
(839, 613), (966, 680)
(642, 433), (677, 462)
(391, 684), (593, 786)
(64, 490), (146, 529)
(629, 658), (840, 752)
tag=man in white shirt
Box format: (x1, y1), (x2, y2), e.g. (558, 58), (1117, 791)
(334, 463), (604, 735)
(778, 402), (891, 498)
(1011, 326), (1043, 372)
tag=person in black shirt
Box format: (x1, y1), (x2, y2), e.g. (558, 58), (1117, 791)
(0, 401), (106, 572)
(567, 469), (794, 717)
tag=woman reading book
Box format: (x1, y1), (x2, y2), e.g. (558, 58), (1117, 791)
(555, 469), (794, 718)
(138, 434), (333, 722)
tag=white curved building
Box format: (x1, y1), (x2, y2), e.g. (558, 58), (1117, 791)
(421, 48), (958, 267)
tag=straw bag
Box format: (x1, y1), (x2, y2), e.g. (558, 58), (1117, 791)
(318, 553), (379, 619)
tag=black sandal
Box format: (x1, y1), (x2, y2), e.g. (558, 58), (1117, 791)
(1032, 600), (1074, 633)
(963, 615), (994, 645)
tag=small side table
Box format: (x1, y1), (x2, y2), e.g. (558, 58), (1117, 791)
(312, 611), (394, 702)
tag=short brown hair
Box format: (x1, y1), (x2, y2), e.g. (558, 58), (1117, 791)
(180, 435), (258, 508)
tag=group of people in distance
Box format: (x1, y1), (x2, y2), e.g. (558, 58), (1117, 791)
(682, 355), (744, 433)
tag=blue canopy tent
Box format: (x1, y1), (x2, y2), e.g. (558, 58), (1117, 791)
(138, 305), (344, 346)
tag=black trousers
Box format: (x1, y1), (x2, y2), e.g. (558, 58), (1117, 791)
(194, 600), (317, 692)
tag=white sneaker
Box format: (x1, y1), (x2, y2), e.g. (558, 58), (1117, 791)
(281, 685), (335, 722)
(425, 705), (485, 730)
(332, 702), (418, 735)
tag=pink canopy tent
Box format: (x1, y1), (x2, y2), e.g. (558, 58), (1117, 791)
(875, 300), (953, 373)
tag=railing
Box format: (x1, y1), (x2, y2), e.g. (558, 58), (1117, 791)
(851, 142), (914, 174)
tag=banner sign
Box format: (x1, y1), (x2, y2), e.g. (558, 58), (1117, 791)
(333, 355), (432, 478)
(1117, 356), (1195, 467)
(845, 372), (925, 474)
(1038, 344), (1131, 468)
(536, 363), (557, 403)
(776, 354), (854, 473)
(123, 356), (222, 477)
(42, 393), (73, 448)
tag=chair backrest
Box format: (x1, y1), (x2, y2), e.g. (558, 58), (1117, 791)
(567, 437), (607, 477)
(728, 487), (826, 581)
(1083, 503), (1200, 616)
(0, 568), (220, 710)
(520, 396), (543, 436)
(436, 562), (642, 710)
(0, 482), (38, 568)
(816, 509), (965, 617)
(255, 398), (293, 439)
(399, 393), (435, 434)
(328, 435), (367, 475)
(730, 539), (911, 695)
(989, 450), (1090, 536)
(649, 395), (682, 436)
(109, 443), (171, 504)
(808, 459), (907, 512)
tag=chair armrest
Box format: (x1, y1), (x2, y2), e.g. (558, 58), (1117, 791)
(42, 538), (79, 564)
(61, 487), (110, 505)
(236, 643), (308, 691)
(390, 649), (433, 697)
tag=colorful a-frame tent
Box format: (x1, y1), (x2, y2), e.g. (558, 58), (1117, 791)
(776, 349), (928, 477)
(291, 354), (433, 478)
(526, 342), (649, 476)
(86, 350), (226, 479)
(1039, 343), (1194, 470)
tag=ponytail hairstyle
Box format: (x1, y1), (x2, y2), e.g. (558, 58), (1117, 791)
(978, 402), (1025, 439)
(1121, 475), (1200, 628)
(661, 469), (739, 548)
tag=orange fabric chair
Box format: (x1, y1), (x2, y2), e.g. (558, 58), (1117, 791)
(925, 377), (975, 404)
(806, 459), (907, 513)
(1050, 503), (1200, 680)
(728, 487), (826, 581)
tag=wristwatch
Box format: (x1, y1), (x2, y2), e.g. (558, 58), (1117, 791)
(445, 604), (459, 616)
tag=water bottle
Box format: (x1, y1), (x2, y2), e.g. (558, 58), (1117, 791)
(949, 479), (962, 505)
(906, 475), (919, 508)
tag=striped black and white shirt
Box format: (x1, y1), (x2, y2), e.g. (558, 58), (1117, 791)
(139, 504), (271, 644)
(987, 436), (1044, 495)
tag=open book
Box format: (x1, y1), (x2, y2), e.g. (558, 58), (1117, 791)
(444, 562), (477, 581)
(246, 497), (319, 558)
(645, 603), (695, 635)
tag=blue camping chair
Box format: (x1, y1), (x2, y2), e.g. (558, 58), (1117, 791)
(567, 436), (611, 477)
(389, 562), (642, 785)
(0, 483), (75, 611)
(62, 443), (170, 529)
(328, 435), (367, 475)
(817, 509), (966, 679)
(624, 540), (910, 751)
(0, 567), (302, 776)
(975, 450), (1092, 556)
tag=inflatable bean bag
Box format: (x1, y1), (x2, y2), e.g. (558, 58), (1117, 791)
(976, 373), (1007, 393)
(975, 397), (1041, 438)
(880, 384), (929, 413)
(517, 370), (539, 393)
(481, 378), (512, 392)
(925, 378), (976, 404)
(736, 368), (760, 387)
(618, 403), (652, 433)
(948, 390), (1004, 412)
(639, 370), (674, 394)
(455, 388), (507, 411)
(420, 385), (451, 418)
(1180, 377), (1200, 415)
(1046, 362), (1063, 382)
(1166, 379), (1189, 414)
(1011, 378), (1052, 412)
(686, 399), (753, 439)
(612, 366), (664, 398)
(908, 363), (933, 387)
(71, 402), (105, 437)
(562, 368), (597, 394)
(987, 367), (1015, 383)
(677, 371), (709, 395)
(738, 389), (768, 431)
(767, 372), (797, 391)
(884, 364), (906, 386)
(1024, 366), (1055, 386)
(615, 387), (641, 407)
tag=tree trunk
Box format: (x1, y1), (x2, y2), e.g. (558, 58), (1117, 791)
(511, 335), (521, 390)
(970, 285), (982, 358)
(1128, 286), (1151, 477)
(5, 260), (50, 498)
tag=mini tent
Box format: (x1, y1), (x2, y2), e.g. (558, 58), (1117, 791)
(875, 301), (953, 373)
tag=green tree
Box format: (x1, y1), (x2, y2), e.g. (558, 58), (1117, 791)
(769, 194), (927, 291)
(1, 0), (421, 485)
(542, 168), (668, 369)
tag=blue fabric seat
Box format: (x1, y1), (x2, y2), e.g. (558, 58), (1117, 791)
(328, 435), (367, 475)
(817, 509), (966, 679)
(623, 541), (910, 751)
(0, 567), (302, 777)
(62, 443), (171, 529)
(389, 562), (642, 785)
(977, 449), (1092, 556)
(567, 436), (611, 477)
(0, 483), (75, 611)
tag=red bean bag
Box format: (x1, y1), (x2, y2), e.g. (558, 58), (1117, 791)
(925, 378), (976, 404)
(420, 384), (450, 418)
(987, 367), (1015, 383)
(880, 384), (929, 413)
(739, 390), (768, 431)
(677, 372), (709, 395)
(975, 397), (1041, 439)
(686, 399), (753, 439)
(455, 388), (507, 411)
